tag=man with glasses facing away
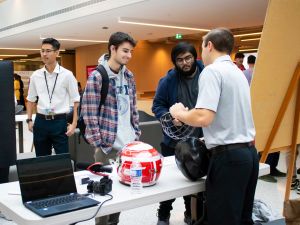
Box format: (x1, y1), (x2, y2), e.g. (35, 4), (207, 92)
(152, 42), (204, 225)
(170, 28), (258, 225)
(26, 38), (80, 156)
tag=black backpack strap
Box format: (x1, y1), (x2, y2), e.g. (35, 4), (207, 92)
(95, 64), (109, 108)
(77, 65), (109, 145)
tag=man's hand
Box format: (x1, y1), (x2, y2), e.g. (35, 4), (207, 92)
(65, 123), (76, 136)
(172, 118), (183, 126)
(28, 121), (33, 132)
(170, 103), (188, 120)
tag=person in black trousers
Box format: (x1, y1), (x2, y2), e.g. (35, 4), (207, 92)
(259, 152), (286, 183)
(170, 28), (259, 225)
(26, 38), (80, 156)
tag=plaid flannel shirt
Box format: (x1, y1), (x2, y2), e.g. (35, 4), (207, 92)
(81, 65), (141, 154)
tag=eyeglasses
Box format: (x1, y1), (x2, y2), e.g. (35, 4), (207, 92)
(176, 55), (193, 65)
(40, 49), (56, 54)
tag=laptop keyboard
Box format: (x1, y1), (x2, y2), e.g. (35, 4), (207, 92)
(29, 194), (83, 209)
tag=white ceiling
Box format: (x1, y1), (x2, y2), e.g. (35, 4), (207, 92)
(0, 0), (268, 56)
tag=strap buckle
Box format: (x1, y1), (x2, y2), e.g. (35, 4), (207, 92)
(45, 115), (54, 120)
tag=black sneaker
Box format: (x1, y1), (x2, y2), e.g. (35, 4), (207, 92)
(297, 168), (300, 175)
(184, 212), (192, 225)
(157, 211), (170, 225)
(157, 219), (170, 225)
(291, 179), (299, 190)
(297, 185), (300, 195)
(157, 215), (170, 225)
(259, 175), (277, 183)
(270, 168), (286, 177)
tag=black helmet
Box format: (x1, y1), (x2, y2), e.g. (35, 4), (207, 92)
(175, 137), (209, 181)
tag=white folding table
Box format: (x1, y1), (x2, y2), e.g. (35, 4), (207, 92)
(0, 156), (270, 225)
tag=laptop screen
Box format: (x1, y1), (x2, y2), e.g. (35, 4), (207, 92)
(17, 154), (77, 203)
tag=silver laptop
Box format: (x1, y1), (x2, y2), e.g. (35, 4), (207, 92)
(16, 153), (99, 217)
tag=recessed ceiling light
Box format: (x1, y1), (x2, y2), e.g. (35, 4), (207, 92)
(239, 48), (258, 52)
(0, 54), (28, 57)
(234, 32), (262, 37)
(40, 35), (107, 43)
(118, 17), (210, 32)
(241, 38), (261, 42)
(0, 47), (65, 51)
(0, 47), (40, 51)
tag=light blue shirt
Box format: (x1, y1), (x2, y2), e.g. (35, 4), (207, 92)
(195, 55), (255, 149)
(243, 68), (253, 85)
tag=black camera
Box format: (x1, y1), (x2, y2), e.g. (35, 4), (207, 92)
(87, 176), (112, 196)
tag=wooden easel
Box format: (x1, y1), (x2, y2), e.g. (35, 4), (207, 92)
(259, 62), (300, 202)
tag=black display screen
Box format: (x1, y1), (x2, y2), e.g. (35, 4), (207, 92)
(17, 154), (77, 203)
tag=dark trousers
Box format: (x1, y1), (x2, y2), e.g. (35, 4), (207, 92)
(158, 142), (191, 219)
(265, 152), (279, 173)
(0, 167), (9, 183)
(33, 117), (68, 157)
(206, 146), (259, 225)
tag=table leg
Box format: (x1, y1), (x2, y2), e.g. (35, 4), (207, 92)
(18, 121), (24, 153)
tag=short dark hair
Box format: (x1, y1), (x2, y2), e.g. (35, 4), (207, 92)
(42, 38), (60, 50)
(235, 52), (245, 59)
(171, 42), (197, 65)
(203, 28), (234, 55)
(247, 55), (256, 64)
(108, 32), (136, 57)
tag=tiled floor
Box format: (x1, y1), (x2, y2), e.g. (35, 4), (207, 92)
(1, 124), (299, 225)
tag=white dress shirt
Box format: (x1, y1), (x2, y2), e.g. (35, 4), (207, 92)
(27, 63), (80, 115)
(195, 55), (255, 149)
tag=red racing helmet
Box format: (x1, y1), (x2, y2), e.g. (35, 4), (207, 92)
(117, 141), (163, 186)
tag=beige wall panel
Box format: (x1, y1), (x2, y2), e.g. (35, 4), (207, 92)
(75, 43), (108, 87)
(127, 41), (173, 92)
(251, 0), (300, 151)
(60, 54), (75, 75)
(75, 40), (201, 93)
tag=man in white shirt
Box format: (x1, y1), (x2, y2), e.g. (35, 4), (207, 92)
(27, 38), (80, 156)
(170, 28), (258, 225)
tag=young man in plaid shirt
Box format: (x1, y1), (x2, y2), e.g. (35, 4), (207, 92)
(81, 32), (141, 225)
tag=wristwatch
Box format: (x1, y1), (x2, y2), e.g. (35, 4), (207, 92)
(26, 118), (32, 123)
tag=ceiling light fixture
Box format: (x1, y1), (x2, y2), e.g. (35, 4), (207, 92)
(234, 32), (262, 37)
(0, 47), (66, 51)
(0, 47), (40, 51)
(239, 48), (258, 52)
(241, 38), (261, 42)
(118, 17), (210, 32)
(40, 36), (108, 43)
(0, 54), (28, 57)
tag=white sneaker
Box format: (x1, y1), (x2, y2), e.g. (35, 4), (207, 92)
(291, 178), (299, 190)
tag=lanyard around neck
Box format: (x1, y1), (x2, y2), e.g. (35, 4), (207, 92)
(44, 71), (59, 104)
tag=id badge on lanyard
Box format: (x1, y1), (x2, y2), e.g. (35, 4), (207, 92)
(44, 70), (59, 115)
(45, 107), (55, 115)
